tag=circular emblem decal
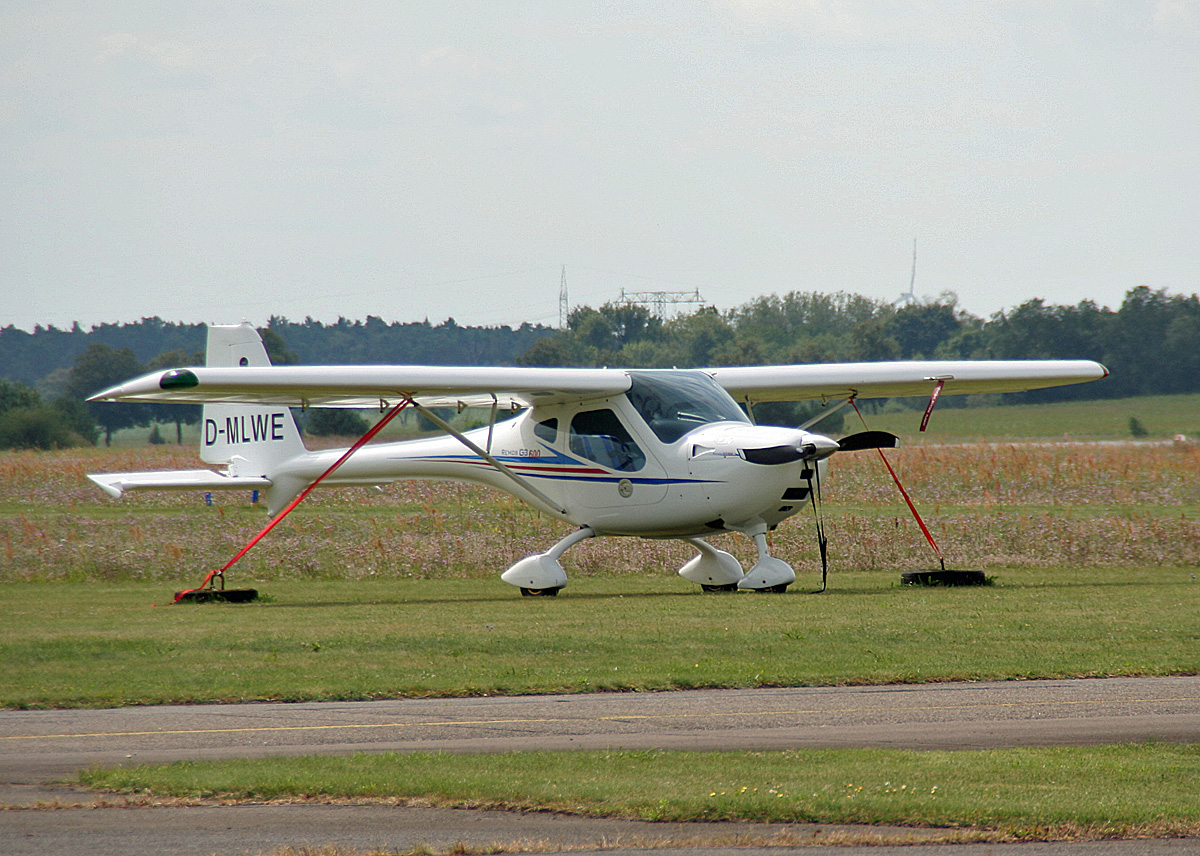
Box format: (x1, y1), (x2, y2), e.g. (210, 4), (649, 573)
(618, 479), (633, 498)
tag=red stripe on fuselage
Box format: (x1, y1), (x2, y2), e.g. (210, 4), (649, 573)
(441, 458), (610, 476)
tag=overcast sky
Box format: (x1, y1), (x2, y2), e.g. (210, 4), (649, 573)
(2, 1), (1197, 332)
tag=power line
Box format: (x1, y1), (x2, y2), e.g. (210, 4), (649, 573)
(617, 287), (706, 318)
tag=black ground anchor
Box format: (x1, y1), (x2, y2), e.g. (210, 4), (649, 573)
(901, 570), (989, 587)
(174, 588), (259, 603)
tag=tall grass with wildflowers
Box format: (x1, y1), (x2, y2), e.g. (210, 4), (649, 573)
(3, 443), (1198, 584)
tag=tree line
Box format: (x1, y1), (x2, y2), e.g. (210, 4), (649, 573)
(0, 286), (1196, 449)
(519, 285), (1197, 402)
(0, 315), (552, 449)
(0, 315), (553, 388)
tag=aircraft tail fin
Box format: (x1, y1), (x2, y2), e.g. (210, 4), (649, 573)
(87, 324), (308, 505)
(198, 324), (307, 476)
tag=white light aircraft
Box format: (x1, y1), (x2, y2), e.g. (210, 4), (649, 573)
(89, 324), (1107, 595)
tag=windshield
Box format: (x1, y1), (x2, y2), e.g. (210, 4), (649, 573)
(627, 370), (749, 444)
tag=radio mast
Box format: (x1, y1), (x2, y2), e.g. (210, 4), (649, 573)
(558, 265), (569, 329)
(896, 239), (918, 306)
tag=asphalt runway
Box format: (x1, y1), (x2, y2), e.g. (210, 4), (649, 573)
(3, 676), (1199, 855)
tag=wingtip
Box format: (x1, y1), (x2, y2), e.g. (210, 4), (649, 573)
(87, 474), (125, 498)
(87, 385), (123, 402)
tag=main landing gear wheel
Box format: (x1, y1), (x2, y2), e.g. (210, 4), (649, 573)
(520, 586), (562, 597)
(700, 583), (739, 593)
(757, 583), (790, 593)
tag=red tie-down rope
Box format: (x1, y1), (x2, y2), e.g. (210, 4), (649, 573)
(174, 398), (412, 602)
(850, 397), (946, 571)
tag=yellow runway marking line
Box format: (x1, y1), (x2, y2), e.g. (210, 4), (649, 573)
(3, 696), (1197, 742)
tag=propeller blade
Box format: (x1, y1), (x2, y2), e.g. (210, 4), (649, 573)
(837, 430), (899, 452)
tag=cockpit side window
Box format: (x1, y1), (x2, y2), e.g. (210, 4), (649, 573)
(534, 418), (558, 444)
(569, 409), (645, 472)
(627, 371), (750, 443)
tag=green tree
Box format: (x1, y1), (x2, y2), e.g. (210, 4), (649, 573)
(65, 344), (148, 446)
(850, 318), (901, 361)
(664, 307), (737, 366)
(1106, 286), (1200, 396)
(1162, 313), (1200, 394)
(0, 378), (96, 449)
(0, 378), (39, 416)
(258, 327), (299, 365)
(516, 334), (597, 367)
(304, 408), (370, 437)
(52, 396), (99, 445)
(569, 304), (661, 355)
(0, 405), (82, 450)
(886, 300), (962, 359)
(730, 291), (889, 358)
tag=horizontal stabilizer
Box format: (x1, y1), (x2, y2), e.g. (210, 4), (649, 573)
(87, 470), (271, 499)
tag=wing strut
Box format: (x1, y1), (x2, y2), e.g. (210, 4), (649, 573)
(799, 396), (855, 431)
(174, 398), (413, 602)
(410, 402), (569, 516)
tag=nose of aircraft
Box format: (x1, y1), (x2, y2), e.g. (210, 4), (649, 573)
(799, 432), (840, 460)
(691, 424), (850, 465)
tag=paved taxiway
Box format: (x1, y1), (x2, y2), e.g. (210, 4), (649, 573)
(3, 676), (1199, 854)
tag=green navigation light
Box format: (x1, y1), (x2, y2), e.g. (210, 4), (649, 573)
(160, 369), (200, 390)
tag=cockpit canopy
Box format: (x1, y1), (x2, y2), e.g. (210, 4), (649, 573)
(626, 370), (749, 444)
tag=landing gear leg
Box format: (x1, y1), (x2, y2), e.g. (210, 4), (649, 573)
(501, 527), (595, 596)
(678, 537), (744, 592)
(736, 528), (796, 592)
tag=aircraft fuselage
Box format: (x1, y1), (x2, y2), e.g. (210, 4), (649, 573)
(268, 372), (832, 540)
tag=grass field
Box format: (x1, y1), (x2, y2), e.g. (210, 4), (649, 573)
(4, 395), (1200, 839)
(3, 567), (1197, 708)
(2, 398), (1199, 707)
(3, 438), (1200, 586)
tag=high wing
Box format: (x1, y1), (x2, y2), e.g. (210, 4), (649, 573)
(709, 360), (1109, 404)
(90, 359), (1107, 410)
(89, 365), (632, 410)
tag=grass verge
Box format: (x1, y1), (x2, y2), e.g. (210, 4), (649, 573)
(3, 568), (1198, 709)
(78, 743), (1200, 839)
(864, 392), (1200, 442)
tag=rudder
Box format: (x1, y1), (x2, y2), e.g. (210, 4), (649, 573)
(199, 324), (306, 476)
